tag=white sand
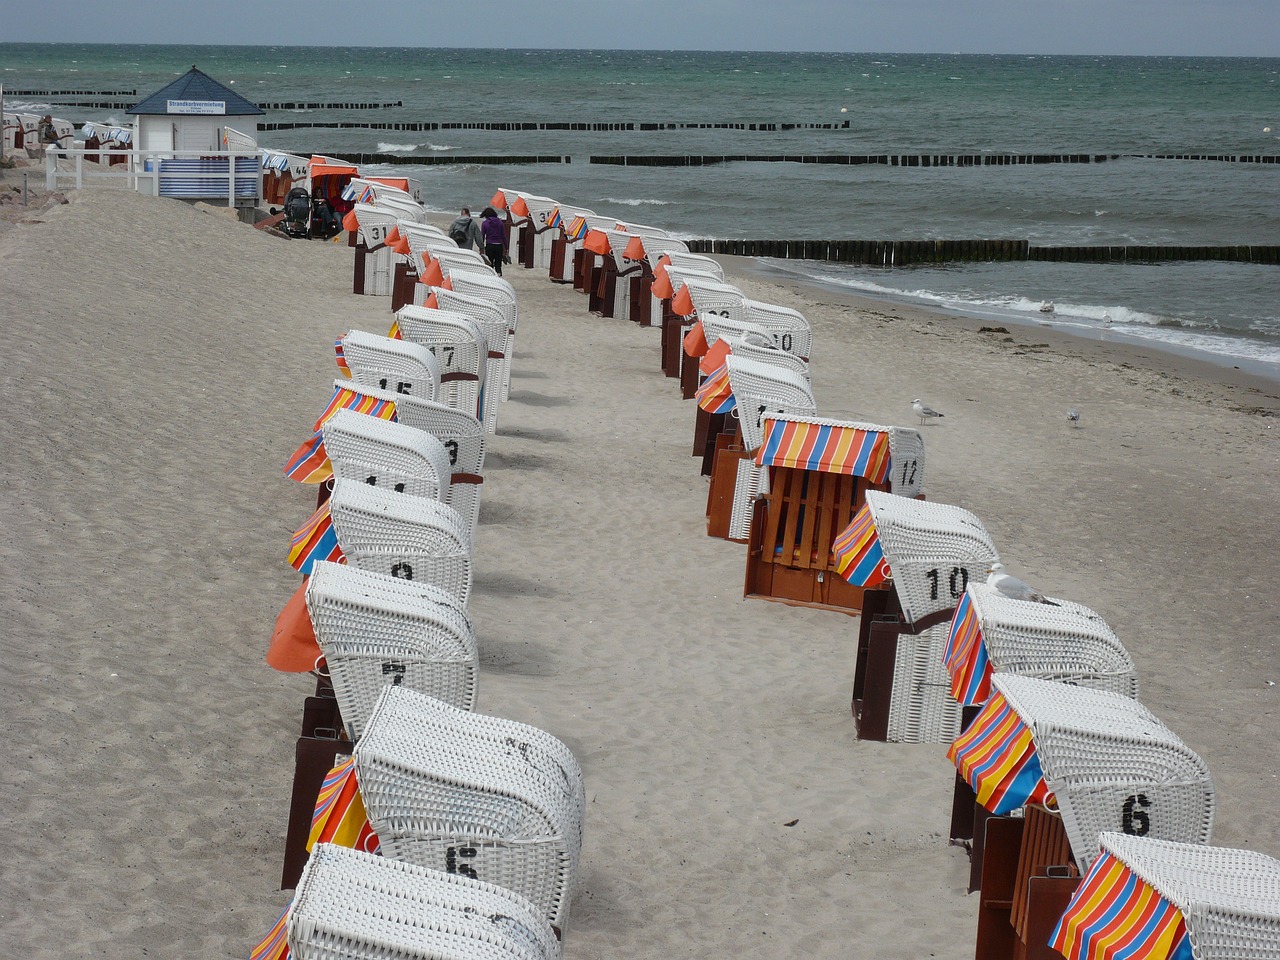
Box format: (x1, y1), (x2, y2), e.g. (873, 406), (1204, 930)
(1, 174), (1277, 958)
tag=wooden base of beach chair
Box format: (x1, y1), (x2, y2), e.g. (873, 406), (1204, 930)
(630, 276), (653, 326)
(391, 262), (418, 312)
(693, 407), (731, 459)
(701, 418), (736, 477)
(573, 249), (590, 292)
(707, 440), (751, 540)
(661, 313), (681, 377)
(281, 689), (352, 889)
(549, 239), (568, 281)
(517, 223), (534, 268)
(590, 260), (617, 317)
(972, 806), (1078, 960)
(680, 344), (700, 400)
(352, 239), (368, 295)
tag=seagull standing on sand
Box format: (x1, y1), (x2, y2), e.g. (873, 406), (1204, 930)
(912, 399), (945, 425)
(1067, 408), (1081, 428)
(987, 563), (1048, 603)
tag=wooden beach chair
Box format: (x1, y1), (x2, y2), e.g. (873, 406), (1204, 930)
(953, 674), (1214, 960)
(842, 491), (991, 744)
(354, 685), (585, 932)
(744, 413), (924, 615)
(1050, 831), (1280, 960)
(321, 408), (482, 541)
(393, 305), (487, 421)
(287, 842), (562, 960)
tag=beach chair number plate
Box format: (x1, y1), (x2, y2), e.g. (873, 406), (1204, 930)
(390, 562), (414, 580)
(1122, 794), (1151, 836)
(377, 377), (413, 395)
(364, 475), (407, 494)
(381, 661), (406, 685)
(445, 845), (479, 879)
(899, 459), (919, 486)
(925, 566), (969, 601)
(444, 440), (459, 466)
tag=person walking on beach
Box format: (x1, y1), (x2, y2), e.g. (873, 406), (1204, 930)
(480, 206), (508, 276)
(448, 207), (483, 251)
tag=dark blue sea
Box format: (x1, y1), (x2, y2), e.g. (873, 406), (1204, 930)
(5, 44), (1278, 375)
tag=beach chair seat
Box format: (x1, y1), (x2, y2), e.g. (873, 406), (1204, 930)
(421, 287), (514, 429)
(307, 561), (478, 738)
(744, 413), (925, 617)
(953, 674), (1215, 960)
(1051, 832), (1280, 960)
(321, 408), (481, 541)
(354, 686), (584, 930)
(394, 305), (488, 420)
(943, 581), (1138, 708)
(339, 329), (441, 402)
(843, 491), (996, 743)
(328, 478), (473, 606)
(289, 842), (561, 960)
(334, 380), (486, 476)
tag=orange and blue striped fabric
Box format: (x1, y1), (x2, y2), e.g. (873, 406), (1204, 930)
(287, 501), (345, 574)
(547, 207), (562, 230)
(1050, 850), (1193, 960)
(387, 318), (403, 340)
(832, 504), (891, 587)
(565, 215), (588, 242)
(306, 756), (380, 855)
(695, 363), (736, 414)
(248, 903), (291, 960)
(756, 418), (892, 483)
(943, 592), (991, 705)
(283, 386), (398, 484)
(947, 689), (1052, 815)
(334, 332), (350, 376)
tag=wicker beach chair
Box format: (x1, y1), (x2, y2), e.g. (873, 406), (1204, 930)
(506, 192), (560, 270)
(290, 842), (562, 960)
(321, 408), (481, 541)
(422, 287), (513, 430)
(306, 561), (478, 737)
(548, 203), (596, 283)
(844, 491), (997, 743)
(333, 380), (486, 477)
(944, 581), (1138, 707)
(428, 246), (496, 278)
(339, 329), (441, 402)
(394, 305), (488, 420)
(1052, 832), (1280, 960)
(354, 686), (585, 930)
(665, 252), (724, 281)
(328, 478), (473, 606)
(681, 278), (813, 360)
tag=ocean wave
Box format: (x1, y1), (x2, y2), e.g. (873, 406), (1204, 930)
(598, 197), (670, 206)
(375, 142), (456, 153)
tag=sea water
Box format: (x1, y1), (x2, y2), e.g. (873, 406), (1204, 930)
(4, 44), (1278, 376)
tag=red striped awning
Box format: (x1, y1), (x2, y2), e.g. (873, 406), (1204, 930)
(947, 689), (1052, 816)
(755, 418), (892, 483)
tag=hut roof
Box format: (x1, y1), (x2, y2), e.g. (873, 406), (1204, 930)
(128, 67), (264, 117)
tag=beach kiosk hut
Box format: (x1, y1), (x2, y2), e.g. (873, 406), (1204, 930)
(354, 685), (585, 933)
(284, 843), (561, 960)
(835, 490), (997, 743)
(949, 674), (1214, 960)
(1050, 832), (1280, 960)
(127, 67), (263, 210)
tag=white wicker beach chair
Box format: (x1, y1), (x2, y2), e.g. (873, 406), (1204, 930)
(1077, 832), (1280, 960)
(306, 561), (478, 738)
(354, 686), (585, 930)
(424, 286), (515, 424)
(339, 329), (441, 402)
(546, 204), (596, 283)
(430, 246), (496, 277)
(863, 490), (999, 627)
(332, 379), (486, 476)
(291, 842), (561, 960)
(350, 203), (401, 296)
(951, 582), (1138, 703)
(664, 252), (725, 281)
(682, 278), (813, 359)
(328, 478), (473, 606)
(321, 408), (481, 541)
(394, 305), (488, 420)
(993, 674), (1215, 872)
(446, 270), (519, 334)
(509, 192), (560, 271)
(373, 196), (425, 224)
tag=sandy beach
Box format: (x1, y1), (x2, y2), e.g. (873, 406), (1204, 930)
(2, 164), (1278, 959)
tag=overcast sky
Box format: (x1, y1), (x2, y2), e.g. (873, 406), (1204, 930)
(5, 0), (1278, 57)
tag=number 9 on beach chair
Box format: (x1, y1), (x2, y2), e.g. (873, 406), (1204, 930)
(306, 561), (478, 739)
(950, 674), (1214, 960)
(839, 490), (996, 743)
(1051, 832), (1280, 960)
(328, 478), (473, 606)
(286, 841), (562, 960)
(354, 685), (585, 932)
(332, 380), (486, 477)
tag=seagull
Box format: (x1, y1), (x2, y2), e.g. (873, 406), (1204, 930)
(1039, 301), (1055, 314)
(912, 399), (945, 425)
(1067, 408), (1081, 427)
(987, 563), (1049, 603)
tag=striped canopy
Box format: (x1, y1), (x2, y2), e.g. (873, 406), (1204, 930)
(832, 503), (891, 587)
(695, 363), (736, 414)
(288, 500), (345, 574)
(756, 418), (892, 483)
(943, 591), (991, 705)
(1050, 849), (1193, 960)
(947, 689), (1053, 815)
(307, 756), (379, 855)
(283, 385), (398, 484)
(248, 903), (290, 960)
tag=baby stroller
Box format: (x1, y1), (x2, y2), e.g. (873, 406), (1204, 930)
(281, 187), (312, 239)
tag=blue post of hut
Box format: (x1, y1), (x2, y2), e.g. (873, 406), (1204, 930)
(128, 66), (264, 214)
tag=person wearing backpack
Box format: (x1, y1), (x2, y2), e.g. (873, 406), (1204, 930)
(448, 208), (482, 250)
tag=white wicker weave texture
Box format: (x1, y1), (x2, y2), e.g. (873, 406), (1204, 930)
(342, 329), (441, 403)
(885, 622), (964, 743)
(333, 380), (487, 477)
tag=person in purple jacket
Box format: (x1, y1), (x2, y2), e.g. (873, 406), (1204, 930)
(479, 206), (508, 276)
